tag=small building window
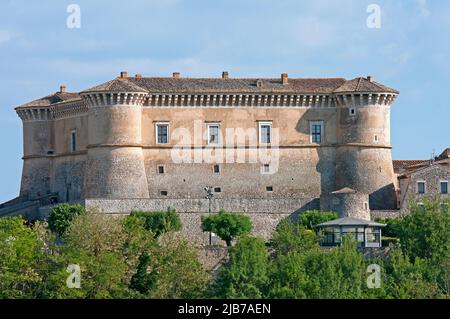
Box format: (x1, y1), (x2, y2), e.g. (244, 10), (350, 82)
(258, 121), (272, 144)
(214, 187), (222, 193)
(155, 123), (169, 144)
(262, 164), (270, 174)
(417, 182), (426, 194)
(441, 181), (448, 194)
(207, 124), (220, 145)
(160, 190), (168, 196)
(70, 130), (77, 152)
(364, 202), (369, 210)
(266, 186), (273, 192)
(213, 164), (220, 174)
(349, 107), (356, 116)
(374, 135), (379, 143)
(158, 165), (165, 174)
(310, 121), (324, 144)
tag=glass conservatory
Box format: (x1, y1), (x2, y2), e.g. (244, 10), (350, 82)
(315, 217), (386, 248)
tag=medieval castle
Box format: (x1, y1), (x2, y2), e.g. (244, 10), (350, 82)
(0, 71), (404, 242)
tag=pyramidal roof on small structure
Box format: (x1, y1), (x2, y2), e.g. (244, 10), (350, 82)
(334, 77), (399, 94)
(315, 217), (386, 228)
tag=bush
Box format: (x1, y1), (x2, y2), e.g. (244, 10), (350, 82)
(47, 204), (86, 237)
(201, 210), (252, 246)
(128, 209), (182, 238)
(375, 217), (402, 238)
(381, 236), (400, 247)
(299, 210), (338, 230)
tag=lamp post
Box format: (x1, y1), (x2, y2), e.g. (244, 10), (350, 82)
(204, 186), (214, 245)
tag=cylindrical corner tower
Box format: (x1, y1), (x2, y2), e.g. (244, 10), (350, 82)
(16, 107), (53, 200)
(334, 80), (399, 210)
(81, 77), (149, 199)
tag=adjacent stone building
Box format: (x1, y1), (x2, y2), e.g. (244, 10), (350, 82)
(0, 72), (401, 242)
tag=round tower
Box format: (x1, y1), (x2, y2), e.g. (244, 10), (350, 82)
(80, 72), (149, 199)
(15, 106), (53, 200)
(334, 76), (399, 210)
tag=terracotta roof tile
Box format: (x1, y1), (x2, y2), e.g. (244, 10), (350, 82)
(16, 92), (80, 109)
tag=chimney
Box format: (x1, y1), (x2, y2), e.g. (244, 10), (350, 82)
(120, 71), (128, 78)
(222, 71), (229, 79)
(367, 75), (373, 82)
(281, 73), (288, 85)
(59, 85), (66, 93)
(173, 72), (180, 79)
(135, 74), (142, 79)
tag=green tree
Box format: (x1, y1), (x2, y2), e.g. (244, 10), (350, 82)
(148, 233), (210, 299)
(47, 203), (86, 237)
(270, 218), (319, 256)
(128, 209), (182, 238)
(397, 199), (450, 295)
(298, 210), (337, 230)
(201, 210), (252, 246)
(0, 217), (45, 298)
(214, 236), (269, 298)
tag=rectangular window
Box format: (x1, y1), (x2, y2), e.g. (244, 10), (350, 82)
(160, 190), (168, 196)
(207, 124), (220, 145)
(213, 164), (220, 174)
(155, 123), (169, 144)
(70, 130), (76, 152)
(417, 182), (425, 194)
(158, 165), (165, 174)
(258, 121), (272, 144)
(214, 187), (222, 193)
(266, 186), (273, 192)
(262, 164), (270, 174)
(310, 121), (324, 144)
(441, 181), (448, 194)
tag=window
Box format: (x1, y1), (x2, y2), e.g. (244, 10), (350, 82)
(266, 186), (273, 192)
(258, 121), (272, 144)
(364, 202), (369, 210)
(155, 123), (169, 144)
(441, 181), (448, 194)
(213, 164), (220, 174)
(374, 135), (379, 143)
(160, 190), (168, 196)
(158, 165), (165, 174)
(70, 130), (76, 152)
(310, 121), (323, 144)
(417, 182), (426, 194)
(214, 187), (222, 193)
(349, 107), (356, 116)
(262, 164), (270, 174)
(207, 124), (220, 145)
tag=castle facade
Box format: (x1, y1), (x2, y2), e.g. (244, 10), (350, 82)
(2, 72), (400, 242)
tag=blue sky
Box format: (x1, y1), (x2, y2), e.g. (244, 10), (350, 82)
(0, 0), (449, 202)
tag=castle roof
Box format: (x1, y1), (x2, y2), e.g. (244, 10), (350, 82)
(80, 77), (148, 94)
(334, 77), (399, 94)
(16, 91), (80, 109)
(15, 73), (399, 109)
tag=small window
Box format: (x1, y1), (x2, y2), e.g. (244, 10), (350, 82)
(417, 182), (425, 194)
(207, 124), (220, 145)
(364, 202), (369, 210)
(262, 164), (270, 174)
(374, 135), (379, 143)
(158, 165), (165, 174)
(214, 187), (222, 193)
(258, 121), (272, 144)
(160, 190), (168, 196)
(310, 121), (323, 144)
(213, 164), (220, 174)
(441, 181), (448, 194)
(155, 123), (169, 144)
(70, 130), (76, 152)
(349, 107), (356, 116)
(266, 186), (273, 192)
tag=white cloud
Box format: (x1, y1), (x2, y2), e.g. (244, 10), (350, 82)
(0, 30), (13, 45)
(417, 0), (430, 17)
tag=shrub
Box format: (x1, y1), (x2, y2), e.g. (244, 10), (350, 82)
(47, 204), (86, 237)
(201, 210), (252, 246)
(375, 217), (402, 238)
(128, 209), (182, 238)
(298, 210), (338, 230)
